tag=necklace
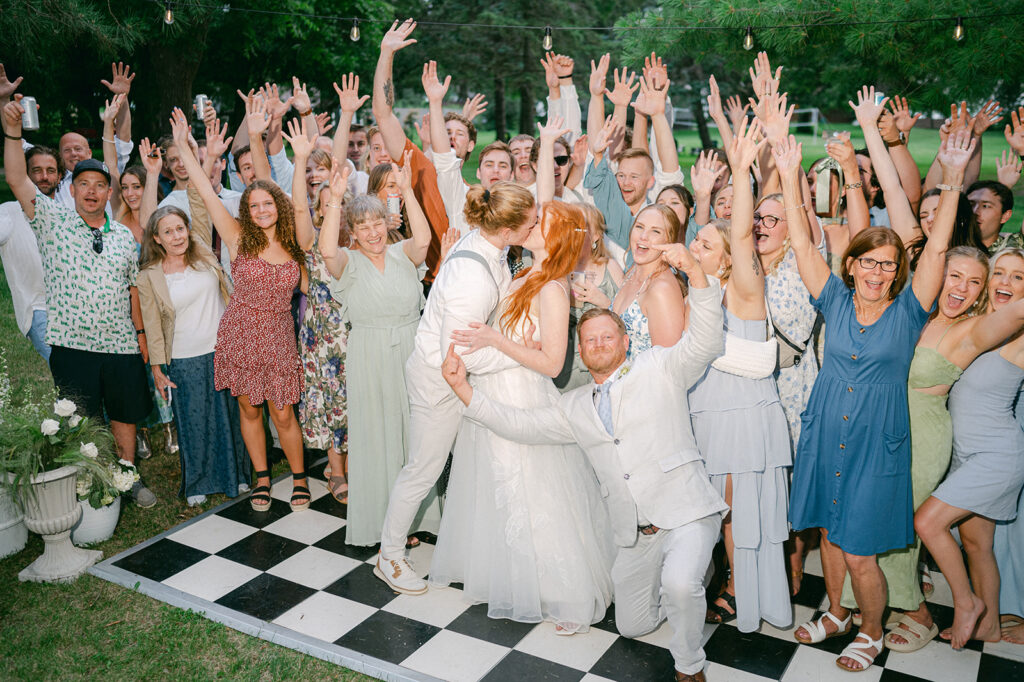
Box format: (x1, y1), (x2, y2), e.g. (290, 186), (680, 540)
(853, 295), (890, 322)
(624, 265), (657, 292)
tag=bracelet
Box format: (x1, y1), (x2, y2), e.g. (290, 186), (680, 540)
(784, 202), (806, 210)
(102, 137), (116, 144)
(325, 202), (342, 209)
(4, 133), (21, 140)
(843, 181), (863, 190)
(558, 76), (573, 81)
(136, 329), (146, 336)
(297, 108), (312, 117)
(936, 183), (964, 192)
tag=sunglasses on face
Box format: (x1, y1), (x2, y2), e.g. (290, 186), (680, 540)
(90, 227), (103, 254)
(857, 257), (898, 272)
(553, 155), (570, 166)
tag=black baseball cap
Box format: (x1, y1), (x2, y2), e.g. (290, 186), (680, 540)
(70, 158), (111, 183)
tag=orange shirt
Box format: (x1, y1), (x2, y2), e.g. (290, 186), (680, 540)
(398, 139), (450, 283)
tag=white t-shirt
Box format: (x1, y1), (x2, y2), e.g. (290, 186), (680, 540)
(0, 201), (47, 335)
(165, 266), (225, 359)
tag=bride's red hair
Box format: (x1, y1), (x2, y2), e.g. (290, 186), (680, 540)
(500, 202), (587, 336)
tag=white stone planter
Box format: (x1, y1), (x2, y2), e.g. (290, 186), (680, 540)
(0, 486), (28, 559)
(17, 465), (102, 583)
(71, 497), (121, 545)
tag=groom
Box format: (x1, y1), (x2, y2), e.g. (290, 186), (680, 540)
(442, 243), (727, 682)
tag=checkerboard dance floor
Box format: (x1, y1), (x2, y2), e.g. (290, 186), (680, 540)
(91, 462), (1024, 681)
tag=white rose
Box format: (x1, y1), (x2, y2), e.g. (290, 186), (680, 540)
(68, 414), (82, 427)
(54, 399), (77, 417)
(40, 419), (59, 436)
(80, 442), (99, 459)
(118, 459), (135, 469)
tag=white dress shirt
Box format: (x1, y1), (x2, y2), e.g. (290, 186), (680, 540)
(0, 201), (47, 335)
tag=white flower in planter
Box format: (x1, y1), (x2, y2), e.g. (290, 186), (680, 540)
(54, 399), (77, 417)
(76, 472), (93, 497)
(79, 442), (99, 459)
(40, 419), (59, 436)
(68, 414), (82, 428)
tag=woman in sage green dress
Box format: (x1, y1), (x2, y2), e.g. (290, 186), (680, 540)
(319, 155), (441, 546)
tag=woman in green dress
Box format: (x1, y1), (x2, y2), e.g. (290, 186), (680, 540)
(319, 152), (441, 546)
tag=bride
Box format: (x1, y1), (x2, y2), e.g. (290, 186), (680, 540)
(431, 201), (614, 633)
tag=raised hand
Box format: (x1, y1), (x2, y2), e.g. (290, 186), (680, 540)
(421, 60), (451, 102)
(328, 159), (352, 201)
(771, 134), (804, 178)
(690, 150), (727, 197)
(936, 128), (976, 172)
(199, 99), (218, 129)
(281, 116), (313, 158)
(848, 85), (888, 127)
(461, 93), (488, 121)
(553, 54), (574, 79)
(826, 131), (857, 169)
(606, 67), (638, 108)
(538, 115), (571, 142)
(632, 75), (669, 118)
(707, 75), (724, 120)
(413, 112), (431, 149)
(589, 115), (621, 155)
(439, 226), (460, 262)
(726, 94), (749, 131)
(728, 117), (767, 171)
(260, 82), (292, 120)
(643, 52), (668, 90)
(139, 138), (163, 175)
(996, 149), (1023, 188)
(888, 96), (920, 135)
(589, 53), (610, 97)
(972, 99), (1004, 135)
(945, 101), (970, 138)
(291, 76), (312, 113)
(381, 18), (417, 54)
(101, 93), (126, 126)
(878, 110), (902, 146)
(571, 134), (588, 166)
(100, 62), (135, 96)
(245, 93), (270, 137)
(1, 95), (24, 133)
(0, 64), (23, 100)
(1005, 107), (1024, 156)
(541, 52), (560, 91)
(204, 119), (233, 159)
(316, 112), (335, 135)
(394, 149), (414, 192)
(761, 91), (793, 145)
(168, 107), (193, 149)
(749, 51), (782, 98)
(333, 73), (369, 114)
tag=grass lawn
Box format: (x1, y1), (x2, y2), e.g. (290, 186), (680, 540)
(0, 181), (372, 679)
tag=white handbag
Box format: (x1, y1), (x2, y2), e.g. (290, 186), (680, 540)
(710, 302), (779, 379)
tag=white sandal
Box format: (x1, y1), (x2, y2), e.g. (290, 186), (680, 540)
(919, 561), (934, 596)
(885, 615), (939, 653)
(836, 632), (884, 672)
(795, 610), (852, 644)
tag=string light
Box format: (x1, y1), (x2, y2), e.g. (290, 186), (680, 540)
(543, 26), (553, 51)
(953, 16), (965, 41)
(743, 26), (754, 50)
(350, 19), (360, 41)
(163, 1), (174, 25)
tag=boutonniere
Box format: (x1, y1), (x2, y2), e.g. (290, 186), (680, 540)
(614, 365), (631, 381)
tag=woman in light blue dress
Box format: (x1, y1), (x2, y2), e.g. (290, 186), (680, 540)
(687, 122), (792, 633)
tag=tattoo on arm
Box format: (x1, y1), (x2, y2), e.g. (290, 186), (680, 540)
(752, 251), (762, 276)
(384, 79), (395, 109)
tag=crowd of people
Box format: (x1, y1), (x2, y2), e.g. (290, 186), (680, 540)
(2, 19), (1024, 680)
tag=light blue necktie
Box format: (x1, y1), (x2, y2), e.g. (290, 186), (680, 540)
(594, 382), (613, 435)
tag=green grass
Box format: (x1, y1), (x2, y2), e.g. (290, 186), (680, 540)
(0, 181), (371, 679)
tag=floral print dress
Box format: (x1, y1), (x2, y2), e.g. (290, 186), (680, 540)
(298, 236), (348, 452)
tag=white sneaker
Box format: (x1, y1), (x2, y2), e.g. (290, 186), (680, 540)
(237, 483), (250, 495)
(186, 494), (207, 507)
(373, 554), (427, 595)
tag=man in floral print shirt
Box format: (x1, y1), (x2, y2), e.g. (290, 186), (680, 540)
(3, 95), (157, 508)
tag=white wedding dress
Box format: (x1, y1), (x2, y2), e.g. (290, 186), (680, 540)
(429, 299), (614, 631)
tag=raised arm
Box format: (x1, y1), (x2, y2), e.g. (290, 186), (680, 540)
(826, 133), (870, 238)
(138, 138), (163, 230)
(1004, 108), (1024, 170)
(605, 67), (638, 160)
(396, 150), (431, 266)
(422, 60), (452, 155)
(884, 97), (923, 210)
(690, 151), (725, 226)
(100, 93), (126, 215)
(706, 76), (734, 152)
(318, 162), (351, 279)
(282, 116), (316, 250)
(536, 116), (571, 205)
(244, 93), (272, 183)
(289, 77), (319, 141)
(913, 130), (975, 309)
(725, 117), (768, 319)
(261, 82), (292, 156)
(373, 19), (418, 162)
(997, 150), (1022, 190)
(967, 100), (1003, 186)
(1, 96), (38, 217)
(169, 107), (241, 252)
(964, 298), (1024, 361)
(100, 62), (135, 149)
(632, 74), (678, 176)
(331, 73), (369, 170)
(850, 86), (918, 245)
(586, 54), (610, 153)
(462, 93), (488, 124)
(202, 117), (234, 188)
(773, 135), (830, 297)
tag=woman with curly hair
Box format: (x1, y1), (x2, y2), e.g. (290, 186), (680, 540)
(170, 107), (309, 513)
(435, 201), (614, 634)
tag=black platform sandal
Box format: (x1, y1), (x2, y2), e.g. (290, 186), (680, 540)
(290, 470), (311, 512)
(250, 469), (272, 512)
(705, 590), (737, 624)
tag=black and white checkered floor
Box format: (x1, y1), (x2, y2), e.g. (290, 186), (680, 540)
(91, 462), (1024, 681)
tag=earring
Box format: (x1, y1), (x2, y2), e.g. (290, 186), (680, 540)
(715, 266), (725, 278)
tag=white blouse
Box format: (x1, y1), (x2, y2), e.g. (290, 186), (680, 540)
(165, 266), (224, 359)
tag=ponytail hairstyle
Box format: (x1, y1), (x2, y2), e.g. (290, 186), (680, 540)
(463, 181), (535, 236)
(500, 202), (587, 336)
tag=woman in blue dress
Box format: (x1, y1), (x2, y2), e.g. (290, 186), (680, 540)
(774, 91), (968, 673)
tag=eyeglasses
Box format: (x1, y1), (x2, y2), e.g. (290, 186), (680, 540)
(857, 257), (898, 272)
(90, 227), (103, 254)
(553, 155), (570, 166)
(752, 213), (783, 229)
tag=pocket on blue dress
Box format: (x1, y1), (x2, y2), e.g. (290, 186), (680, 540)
(881, 430), (908, 477)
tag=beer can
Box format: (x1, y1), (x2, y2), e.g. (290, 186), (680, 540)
(387, 194), (401, 215)
(194, 94), (209, 121)
(21, 96), (39, 131)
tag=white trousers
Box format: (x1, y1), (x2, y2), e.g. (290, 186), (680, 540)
(611, 513), (721, 675)
(379, 357), (464, 559)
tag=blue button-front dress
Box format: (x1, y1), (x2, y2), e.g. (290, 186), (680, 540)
(790, 274), (931, 556)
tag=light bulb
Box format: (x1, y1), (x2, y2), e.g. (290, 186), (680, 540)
(163, 3), (174, 25)
(543, 26), (553, 51)
(953, 17), (964, 42)
(743, 27), (754, 51)
(350, 20), (360, 41)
